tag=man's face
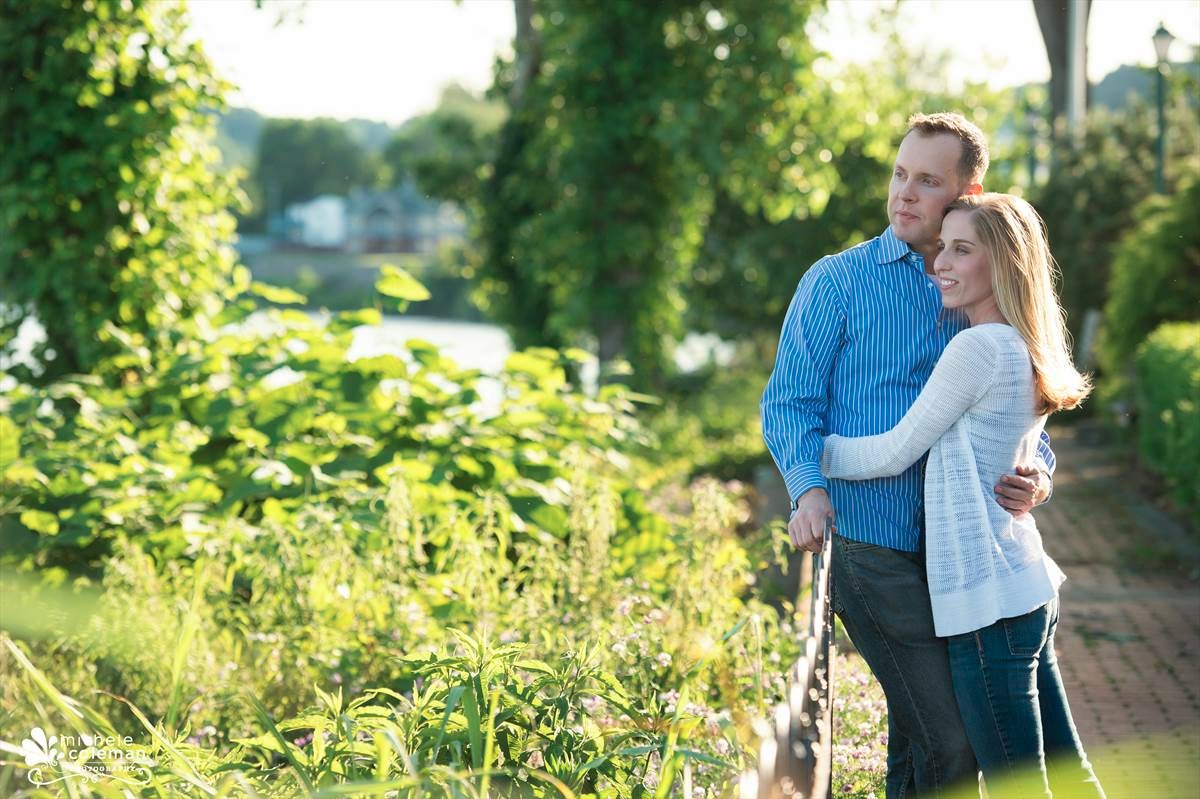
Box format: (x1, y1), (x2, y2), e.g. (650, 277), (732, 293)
(887, 132), (971, 249)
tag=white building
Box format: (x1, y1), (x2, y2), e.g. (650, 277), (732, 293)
(284, 194), (348, 249)
(345, 182), (466, 254)
(279, 182), (465, 254)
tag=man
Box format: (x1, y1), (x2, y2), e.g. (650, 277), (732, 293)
(761, 112), (1055, 797)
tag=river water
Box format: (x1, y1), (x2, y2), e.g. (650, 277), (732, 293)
(2, 311), (733, 395)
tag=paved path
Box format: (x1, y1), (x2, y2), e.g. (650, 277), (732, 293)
(1033, 423), (1199, 798)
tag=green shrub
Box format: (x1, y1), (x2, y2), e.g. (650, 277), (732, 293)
(1133, 322), (1200, 528)
(649, 358), (772, 485)
(0, 267), (803, 795)
(1032, 95), (1199, 342)
(1099, 180), (1200, 379)
(0, 270), (653, 575)
(2, 471), (794, 796)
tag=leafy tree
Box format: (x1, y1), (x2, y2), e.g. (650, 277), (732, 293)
(0, 0), (248, 383)
(686, 20), (1022, 345)
(381, 84), (506, 205)
(477, 0), (835, 386)
(251, 117), (378, 220)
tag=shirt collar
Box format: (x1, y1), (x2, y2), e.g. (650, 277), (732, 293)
(875, 225), (924, 270)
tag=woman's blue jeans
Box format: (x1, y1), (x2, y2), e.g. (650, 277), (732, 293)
(946, 596), (1107, 799)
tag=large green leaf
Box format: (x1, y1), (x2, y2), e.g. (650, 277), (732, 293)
(249, 281), (308, 305)
(375, 264), (431, 303)
(20, 510), (59, 536)
(0, 416), (18, 471)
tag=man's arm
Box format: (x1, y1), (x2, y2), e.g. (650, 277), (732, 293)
(760, 264), (845, 551)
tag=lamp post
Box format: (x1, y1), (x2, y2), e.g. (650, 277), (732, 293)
(1153, 22), (1175, 194)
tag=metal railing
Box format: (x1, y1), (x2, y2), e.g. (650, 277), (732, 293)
(739, 521), (834, 799)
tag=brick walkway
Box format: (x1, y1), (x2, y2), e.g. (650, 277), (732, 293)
(1032, 423), (1200, 798)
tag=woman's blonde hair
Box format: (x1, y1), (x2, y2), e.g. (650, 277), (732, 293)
(944, 193), (1092, 414)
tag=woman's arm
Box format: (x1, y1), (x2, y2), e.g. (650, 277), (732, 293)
(821, 329), (998, 480)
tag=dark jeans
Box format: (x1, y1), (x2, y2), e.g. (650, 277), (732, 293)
(947, 597), (1107, 799)
(831, 534), (978, 797)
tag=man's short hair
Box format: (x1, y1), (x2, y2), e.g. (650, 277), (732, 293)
(906, 112), (989, 185)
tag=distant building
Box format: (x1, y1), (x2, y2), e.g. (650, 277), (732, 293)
(345, 182), (465, 254)
(274, 180), (465, 254)
(285, 194), (348, 249)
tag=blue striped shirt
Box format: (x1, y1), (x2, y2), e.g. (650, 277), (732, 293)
(760, 226), (1055, 552)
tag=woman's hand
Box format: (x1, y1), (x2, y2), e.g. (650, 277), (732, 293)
(993, 465), (1050, 515)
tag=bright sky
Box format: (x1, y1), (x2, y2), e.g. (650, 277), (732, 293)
(183, 0), (1200, 125)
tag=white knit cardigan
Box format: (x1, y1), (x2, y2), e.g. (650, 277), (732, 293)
(821, 323), (1065, 637)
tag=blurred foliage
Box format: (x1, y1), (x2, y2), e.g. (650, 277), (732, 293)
(2, 512), (796, 795)
(242, 247), (483, 319)
(1030, 68), (1200, 340)
(433, 3), (1040, 378)
(1095, 173), (1200, 528)
(649, 355), (773, 485)
(381, 84), (506, 207)
(1098, 179), (1200, 379)
(687, 12), (1026, 344)
(1131, 323), (1200, 529)
(0, 0), (248, 384)
(225, 108), (398, 233)
(476, 0), (836, 387)
(248, 117), (382, 227)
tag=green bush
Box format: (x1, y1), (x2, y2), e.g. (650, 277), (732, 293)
(0, 268), (655, 575)
(1133, 322), (1200, 528)
(1099, 180), (1200, 378)
(0, 267), (803, 795)
(649, 358), (772, 485)
(2, 470), (792, 796)
(1031, 97), (1199, 341)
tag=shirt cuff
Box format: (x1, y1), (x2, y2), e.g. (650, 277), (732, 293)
(783, 461), (828, 506)
(1038, 466), (1054, 506)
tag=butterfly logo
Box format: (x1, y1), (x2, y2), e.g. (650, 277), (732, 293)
(20, 727), (61, 768)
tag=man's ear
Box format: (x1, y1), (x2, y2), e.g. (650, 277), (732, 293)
(964, 182), (984, 196)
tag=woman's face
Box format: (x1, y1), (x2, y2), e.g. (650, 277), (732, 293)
(934, 209), (1002, 325)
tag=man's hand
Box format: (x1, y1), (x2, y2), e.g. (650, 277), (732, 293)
(789, 488), (835, 552)
(994, 465), (1050, 516)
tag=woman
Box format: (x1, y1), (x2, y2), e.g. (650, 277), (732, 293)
(820, 193), (1106, 798)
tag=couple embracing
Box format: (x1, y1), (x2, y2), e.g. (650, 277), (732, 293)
(762, 113), (1108, 798)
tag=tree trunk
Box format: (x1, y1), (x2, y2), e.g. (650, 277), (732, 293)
(595, 265), (642, 383)
(510, 0), (542, 108)
(597, 321), (626, 371)
(479, 0), (548, 348)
